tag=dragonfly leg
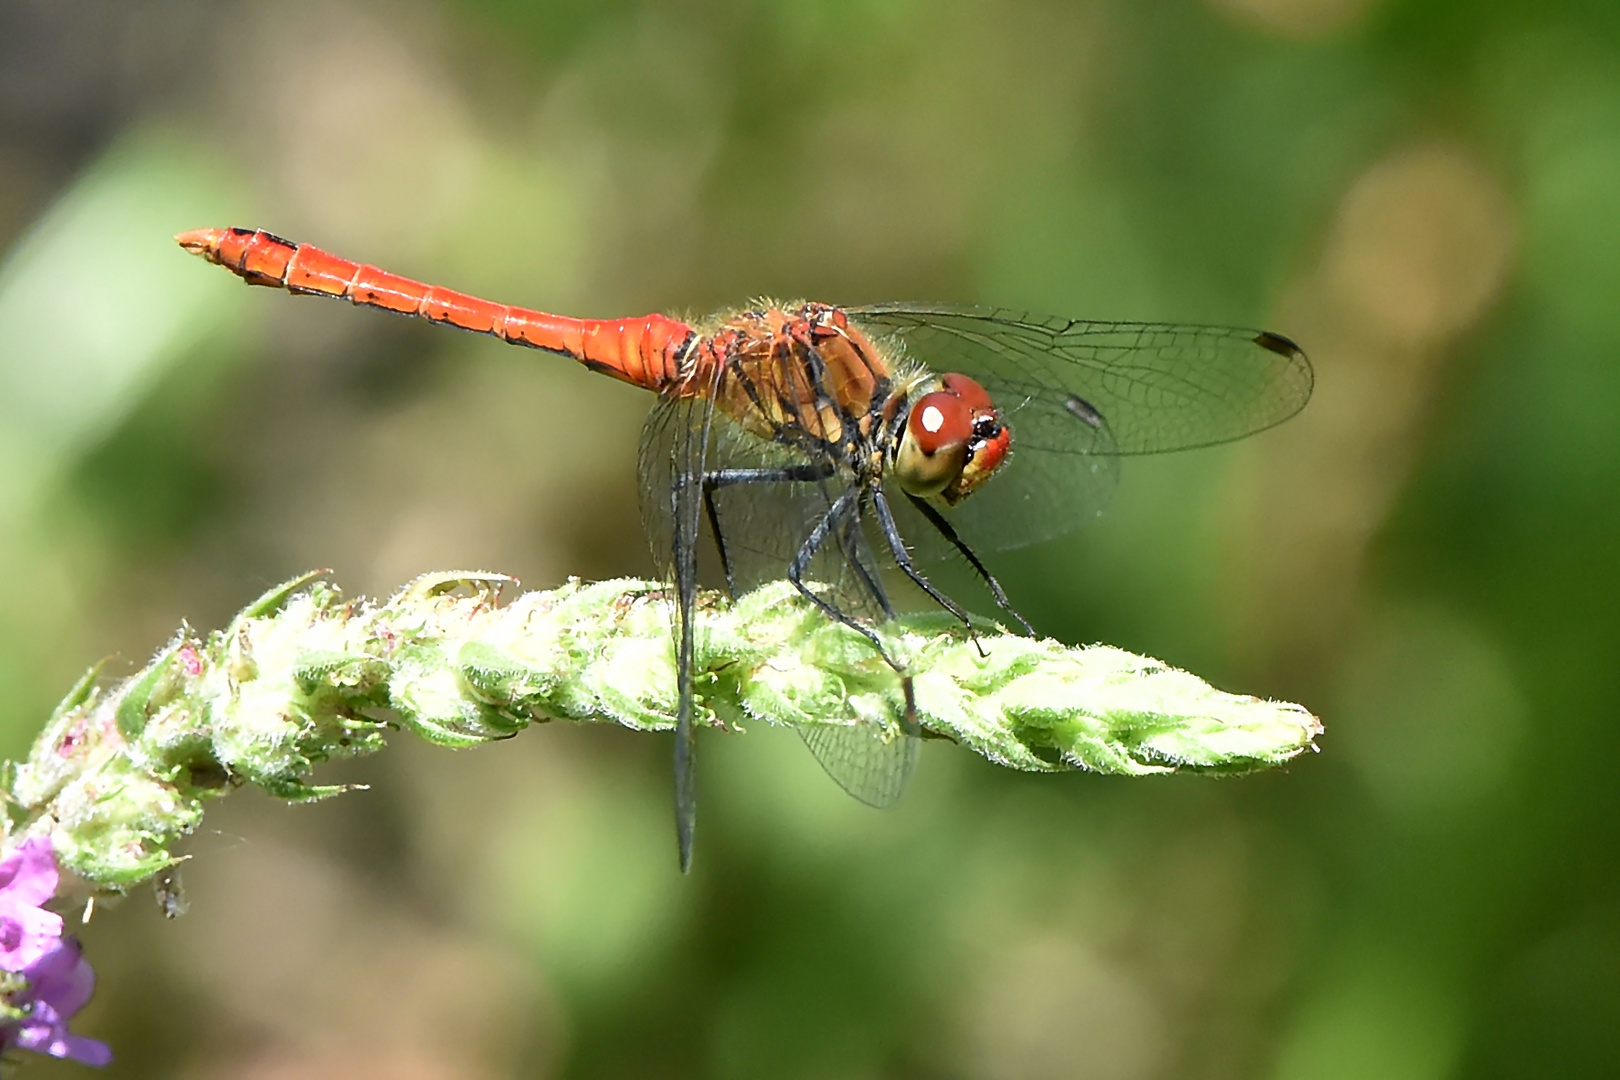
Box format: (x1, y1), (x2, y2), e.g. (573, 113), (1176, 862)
(700, 485), (735, 599)
(786, 488), (904, 672)
(903, 494), (1036, 637)
(701, 463), (837, 599)
(899, 673), (918, 738)
(870, 489), (976, 627)
(837, 496), (920, 738)
(787, 494), (920, 740)
(835, 495), (896, 623)
(703, 464), (838, 486)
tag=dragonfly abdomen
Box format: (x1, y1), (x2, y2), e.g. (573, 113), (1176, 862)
(175, 227), (694, 393)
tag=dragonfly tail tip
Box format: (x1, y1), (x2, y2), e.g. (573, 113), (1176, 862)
(174, 227), (227, 260)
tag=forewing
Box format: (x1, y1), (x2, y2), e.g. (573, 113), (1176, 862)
(849, 304), (1311, 551)
(849, 304), (1312, 454)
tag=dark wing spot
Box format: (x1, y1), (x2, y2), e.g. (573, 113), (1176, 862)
(1253, 330), (1304, 359)
(1064, 394), (1105, 428)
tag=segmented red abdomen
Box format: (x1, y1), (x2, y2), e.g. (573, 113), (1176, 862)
(175, 227), (694, 393)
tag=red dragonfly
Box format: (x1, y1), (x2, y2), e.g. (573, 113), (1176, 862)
(177, 226), (1312, 870)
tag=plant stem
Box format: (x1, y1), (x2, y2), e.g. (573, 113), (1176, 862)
(2, 572), (1320, 893)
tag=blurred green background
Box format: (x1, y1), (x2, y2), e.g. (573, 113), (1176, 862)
(2, 0), (1617, 1076)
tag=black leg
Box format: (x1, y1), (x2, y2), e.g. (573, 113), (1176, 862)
(786, 488), (904, 671)
(701, 463), (837, 599)
(701, 483), (734, 599)
(836, 495), (919, 738)
(835, 492), (895, 622)
(899, 674), (918, 738)
(789, 498), (918, 737)
(870, 488), (975, 626)
(904, 494), (1035, 637)
(704, 464), (837, 488)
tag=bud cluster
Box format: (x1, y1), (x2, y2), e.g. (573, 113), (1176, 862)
(4, 572), (1320, 895)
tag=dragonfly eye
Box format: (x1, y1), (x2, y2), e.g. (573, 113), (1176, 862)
(940, 374), (1010, 505)
(895, 375), (1013, 503)
(895, 390), (973, 497)
(941, 372), (994, 411)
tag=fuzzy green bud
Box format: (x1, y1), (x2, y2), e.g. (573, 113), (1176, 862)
(3, 573), (1320, 893)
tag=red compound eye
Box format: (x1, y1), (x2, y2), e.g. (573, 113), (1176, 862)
(907, 391), (973, 455)
(941, 372), (993, 411)
(897, 375), (1009, 500)
(896, 391), (973, 497)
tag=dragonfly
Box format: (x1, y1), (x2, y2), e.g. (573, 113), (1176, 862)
(176, 226), (1312, 871)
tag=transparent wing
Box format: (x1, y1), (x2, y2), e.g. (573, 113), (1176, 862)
(638, 367), (919, 810)
(880, 438), (1120, 563)
(637, 386), (719, 872)
(849, 304), (1312, 551)
(800, 720), (918, 808)
(848, 304), (1312, 454)
(635, 392), (691, 583)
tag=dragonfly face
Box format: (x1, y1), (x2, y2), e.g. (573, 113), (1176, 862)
(892, 372), (1010, 504)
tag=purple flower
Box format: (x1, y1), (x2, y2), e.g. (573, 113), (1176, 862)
(0, 838), (63, 973)
(7, 939), (111, 1066)
(0, 838), (110, 1067)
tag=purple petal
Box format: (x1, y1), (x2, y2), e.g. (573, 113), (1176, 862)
(0, 905), (64, 973)
(23, 939), (96, 1018)
(60, 1033), (113, 1066)
(13, 1002), (112, 1066)
(0, 839), (59, 908)
(4, 940), (110, 1067)
(13, 1001), (65, 1052)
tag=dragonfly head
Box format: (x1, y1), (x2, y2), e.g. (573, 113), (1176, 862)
(894, 373), (1010, 504)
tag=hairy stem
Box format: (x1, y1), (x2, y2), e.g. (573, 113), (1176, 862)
(2, 572), (1320, 892)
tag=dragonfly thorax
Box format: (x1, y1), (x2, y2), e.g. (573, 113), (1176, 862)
(695, 303), (892, 452)
(892, 372), (1010, 504)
